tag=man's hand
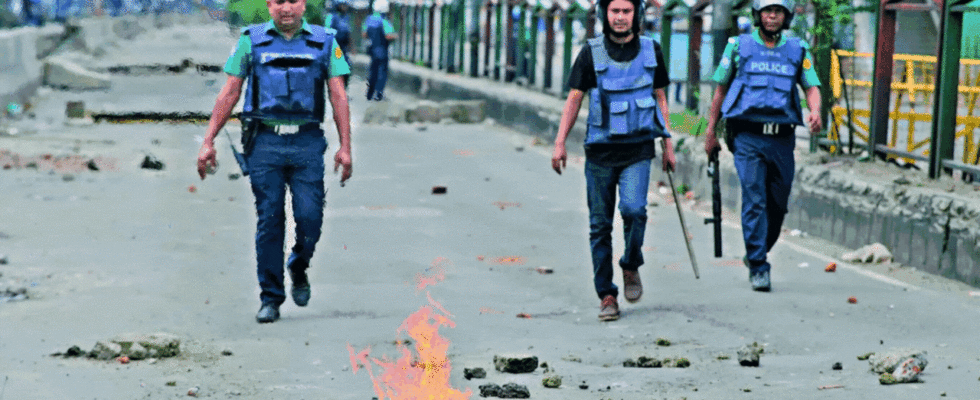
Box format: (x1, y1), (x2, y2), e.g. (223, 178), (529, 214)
(197, 141), (217, 180)
(807, 111), (822, 134)
(704, 131), (722, 156)
(334, 148), (352, 184)
(551, 143), (567, 175)
(662, 138), (677, 172)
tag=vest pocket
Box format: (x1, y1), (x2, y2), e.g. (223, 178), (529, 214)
(608, 100), (630, 135)
(721, 81), (743, 115)
(287, 67), (317, 111)
(259, 69), (289, 111)
(634, 96), (657, 131)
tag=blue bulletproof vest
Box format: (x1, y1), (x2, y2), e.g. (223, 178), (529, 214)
(365, 14), (389, 59)
(585, 36), (668, 145)
(243, 24), (333, 123)
(721, 33), (805, 125)
(326, 13), (351, 53)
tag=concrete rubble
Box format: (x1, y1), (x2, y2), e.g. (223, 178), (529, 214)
(738, 342), (764, 367)
(478, 382), (530, 398)
(842, 243), (894, 263)
(363, 99), (486, 125)
(52, 333), (181, 361)
(541, 375), (561, 388)
(870, 348), (928, 384)
(493, 354), (538, 373)
(464, 367), (487, 380)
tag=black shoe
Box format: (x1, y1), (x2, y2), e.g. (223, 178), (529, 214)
(290, 269), (311, 307)
(256, 303), (280, 323)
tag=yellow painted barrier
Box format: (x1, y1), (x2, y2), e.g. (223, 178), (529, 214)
(829, 50), (980, 165)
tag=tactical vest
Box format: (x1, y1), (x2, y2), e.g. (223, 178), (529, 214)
(721, 33), (805, 126)
(585, 36), (668, 145)
(364, 14), (389, 59)
(326, 13), (351, 52)
(243, 23), (333, 123)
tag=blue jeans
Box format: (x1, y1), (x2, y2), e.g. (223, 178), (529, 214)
(246, 130), (327, 306)
(585, 158), (651, 300)
(366, 56), (388, 100)
(732, 132), (795, 273)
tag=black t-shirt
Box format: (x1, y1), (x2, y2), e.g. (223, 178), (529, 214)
(569, 35), (670, 167)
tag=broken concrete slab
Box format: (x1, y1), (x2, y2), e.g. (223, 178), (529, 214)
(493, 354), (538, 373)
(463, 367), (486, 380)
(869, 348), (927, 374)
(43, 57), (112, 91)
(842, 242), (893, 263)
(738, 343), (764, 367)
(406, 101), (441, 124)
(140, 154), (165, 170)
(89, 341), (122, 360)
(542, 375), (561, 388)
(438, 100), (486, 123)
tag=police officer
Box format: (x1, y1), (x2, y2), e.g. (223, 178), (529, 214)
(325, 0), (352, 88)
(551, 0), (675, 322)
(703, 0), (821, 291)
(196, 0), (353, 323)
(362, 0), (396, 101)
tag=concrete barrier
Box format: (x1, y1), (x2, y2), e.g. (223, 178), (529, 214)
(357, 55), (980, 288)
(0, 25), (63, 111)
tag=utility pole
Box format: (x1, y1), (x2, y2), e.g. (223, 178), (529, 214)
(469, 0), (480, 77)
(711, 0), (732, 67)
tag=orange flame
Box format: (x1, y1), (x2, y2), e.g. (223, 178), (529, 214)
(349, 260), (472, 400)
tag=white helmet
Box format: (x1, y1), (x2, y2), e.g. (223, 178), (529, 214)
(752, 0), (794, 30)
(373, 0), (389, 13)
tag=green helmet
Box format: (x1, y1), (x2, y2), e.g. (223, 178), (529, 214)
(752, 0), (794, 30)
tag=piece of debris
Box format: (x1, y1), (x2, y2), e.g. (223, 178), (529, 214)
(857, 352), (875, 361)
(221, 349), (233, 356)
(431, 186), (447, 194)
(166, 381), (177, 386)
(187, 386), (199, 397)
(825, 262), (837, 272)
(535, 267), (553, 274)
(893, 176), (911, 185)
(869, 348), (928, 378)
(516, 313), (532, 319)
(624, 356), (661, 368)
(832, 362), (843, 370)
(561, 355), (581, 363)
(0, 254), (9, 264)
(789, 229), (803, 237)
(818, 384), (844, 390)
(62, 174), (75, 182)
(86, 159), (99, 171)
(228, 173), (240, 180)
(116, 356), (130, 364)
(140, 155), (165, 170)
(479, 383), (502, 397)
(798, 262), (809, 268)
(842, 243), (893, 264)
(542, 375), (561, 388)
(515, 146), (524, 152)
(463, 367), (486, 380)
(0, 287), (28, 302)
(578, 381), (588, 389)
(494, 354), (538, 373)
(738, 342), (764, 367)
(656, 337), (671, 346)
(716, 353), (731, 360)
(663, 357), (691, 368)
(188, 185), (197, 193)
(848, 296), (858, 304)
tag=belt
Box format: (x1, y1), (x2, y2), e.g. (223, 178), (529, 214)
(259, 122), (320, 135)
(728, 120), (794, 137)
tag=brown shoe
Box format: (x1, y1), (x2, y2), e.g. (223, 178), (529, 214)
(623, 269), (642, 303)
(598, 295), (620, 321)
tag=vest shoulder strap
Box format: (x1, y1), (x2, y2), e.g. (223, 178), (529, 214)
(587, 36), (609, 73)
(248, 23), (273, 46)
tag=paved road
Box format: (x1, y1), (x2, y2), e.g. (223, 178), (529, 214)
(1, 22), (980, 400)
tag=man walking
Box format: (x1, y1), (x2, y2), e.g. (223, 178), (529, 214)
(325, 0), (352, 88)
(703, 0), (821, 291)
(362, 0), (396, 101)
(196, 0), (353, 323)
(551, 0), (675, 321)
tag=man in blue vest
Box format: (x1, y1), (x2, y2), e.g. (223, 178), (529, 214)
(325, 0), (352, 88)
(196, 0), (353, 323)
(362, 0), (396, 101)
(551, 0), (675, 322)
(703, 0), (821, 292)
